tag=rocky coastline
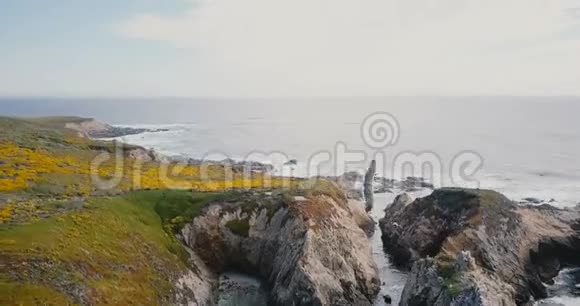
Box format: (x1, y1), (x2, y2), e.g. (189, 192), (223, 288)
(175, 181), (380, 305)
(64, 118), (276, 173)
(379, 188), (580, 306)
(325, 169), (434, 203)
(64, 118), (168, 138)
(4, 116), (579, 306)
(62, 119), (580, 305)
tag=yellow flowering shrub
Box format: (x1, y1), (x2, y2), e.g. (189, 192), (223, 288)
(0, 141), (298, 196)
(0, 143), (77, 192)
(0, 204), (14, 223)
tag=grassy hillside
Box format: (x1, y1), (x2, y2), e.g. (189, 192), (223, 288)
(0, 190), (230, 305)
(0, 116), (302, 305)
(0, 116), (296, 198)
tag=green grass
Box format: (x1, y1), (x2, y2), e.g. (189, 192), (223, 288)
(0, 189), (227, 305)
(438, 263), (462, 298)
(302, 178), (347, 204)
(141, 190), (236, 233)
(0, 116), (76, 150)
(0, 278), (72, 306)
(26, 116), (91, 128)
(0, 116), (333, 304)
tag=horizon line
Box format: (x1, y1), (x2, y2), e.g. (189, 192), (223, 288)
(1, 94), (580, 101)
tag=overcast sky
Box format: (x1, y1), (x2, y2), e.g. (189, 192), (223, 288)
(1, 0), (579, 97)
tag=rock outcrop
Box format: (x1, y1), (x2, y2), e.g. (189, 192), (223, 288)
(380, 188), (580, 306)
(65, 118), (167, 138)
(126, 147), (157, 162)
(173, 249), (216, 306)
(348, 198), (376, 236)
(181, 181), (380, 305)
(325, 165), (433, 203)
(363, 160), (376, 212)
(326, 171), (365, 200)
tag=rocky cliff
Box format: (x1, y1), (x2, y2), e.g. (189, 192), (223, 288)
(0, 116), (378, 305)
(181, 181), (380, 305)
(64, 118), (167, 138)
(380, 188), (580, 306)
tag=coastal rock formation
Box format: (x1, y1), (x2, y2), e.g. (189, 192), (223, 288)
(380, 188), (580, 305)
(86, 139), (158, 162)
(327, 171), (365, 200)
(325, 164), (433, 203)
(173, 250), (216, 306)
(65, 118), (167, 138)
(348, 198), (376, 236)
(177, 158), (274, 174)
(126, 147), (157, 162)
(372, 177), (434, 194)
(181, 181), (380, 305)
(363, 160), (376, 212)
(396, 176), (434, 191)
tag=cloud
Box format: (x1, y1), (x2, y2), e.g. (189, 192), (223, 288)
(115, 0), (580, 96)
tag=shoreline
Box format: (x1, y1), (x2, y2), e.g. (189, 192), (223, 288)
(109, 123), (580, 209)
(1, 115), (578, 305)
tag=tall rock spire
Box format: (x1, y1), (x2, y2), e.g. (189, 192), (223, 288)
(364, 160), (376, 212)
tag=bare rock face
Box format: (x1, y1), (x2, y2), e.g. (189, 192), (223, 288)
(182, 182), (380, 305)
(65, 119), (111, 137)
(380, 188), (580, 306)
(126, 147), (156, 162)
(173, 249), (216, 306)
(348, 199), (376, 236)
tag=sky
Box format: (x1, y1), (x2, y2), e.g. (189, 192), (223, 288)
(1, 0), (580, 97)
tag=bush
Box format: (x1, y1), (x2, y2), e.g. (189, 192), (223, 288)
(225, 218), (250, 237)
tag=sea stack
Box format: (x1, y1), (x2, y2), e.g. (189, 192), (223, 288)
(364, 160), (376, 212)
